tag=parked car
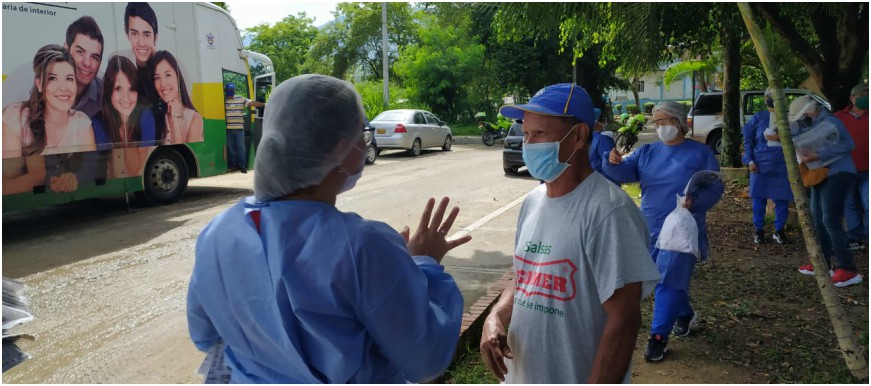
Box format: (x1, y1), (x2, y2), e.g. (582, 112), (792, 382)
(687, 89), (830, 155)
(363, 119), (378, 164)
(502, 121), (524, 175)
(369, 109), (453, 156)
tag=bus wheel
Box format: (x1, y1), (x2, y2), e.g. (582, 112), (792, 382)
(143, 147), (189, 205)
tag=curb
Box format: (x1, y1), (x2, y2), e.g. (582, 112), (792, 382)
(428, 270), (515, 383)
(452, 136), (482, 145)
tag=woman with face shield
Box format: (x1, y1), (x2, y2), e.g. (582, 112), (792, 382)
(602, 101), (724, 362)
(742, 89), (794, 245)
(788, 95), (860, 287)
(187, 74), (471, 383)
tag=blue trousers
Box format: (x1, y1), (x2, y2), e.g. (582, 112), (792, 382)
(810, 172), (856, 271)
(752, 198), (790, 232)
(227, 129), (246, 169)
(845, 172), (869, 242)
(650, 249), (696, 340)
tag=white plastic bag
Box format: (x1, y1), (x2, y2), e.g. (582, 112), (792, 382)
(655, 195), (699, 257)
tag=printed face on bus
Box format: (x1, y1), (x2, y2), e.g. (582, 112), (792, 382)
(153, 59), (178, 104)
(112, 72), (138, 120)
(126, 16), (156, 66)
(65, 34), (103, 91)
(35, 61), (77, 113)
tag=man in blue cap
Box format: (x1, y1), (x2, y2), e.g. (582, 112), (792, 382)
(225, 83), (266, 173)
(479, 83), (659, 383)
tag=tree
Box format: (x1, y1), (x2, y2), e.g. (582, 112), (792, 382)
(662, 60), (717, 93)
(752, 3), (869, 110)
(211, 2), (229, 12)
(739, 3), (868, 380)
(393, 14), (485, 120)
(244, 13), (319, 82)
(304, 2), (417, 81)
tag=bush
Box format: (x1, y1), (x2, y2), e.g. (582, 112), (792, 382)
(626, 104), (639, 114)
(643, 102), (655, 114)
(614, 104), (623, 114)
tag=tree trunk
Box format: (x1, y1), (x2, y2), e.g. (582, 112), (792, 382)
(720, 7), (742, 167)
(631, 76), (640, 112)
(738, 3), (869, 381)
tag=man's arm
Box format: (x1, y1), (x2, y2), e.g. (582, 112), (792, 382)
(247, 100), (266, 109)
(479, 283), (515, 381)
(586, 282), (642, 384)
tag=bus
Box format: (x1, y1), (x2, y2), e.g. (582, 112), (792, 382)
(2, 2), (274, 213)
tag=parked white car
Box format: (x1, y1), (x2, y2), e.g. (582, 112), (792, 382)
(370, 109), (453, 156)
(687, 89), (831, 154)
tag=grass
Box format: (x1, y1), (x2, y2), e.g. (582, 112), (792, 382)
(622, 182), (642, 205)
(451, 123), (481, 136)
(442, 342), (499, 384)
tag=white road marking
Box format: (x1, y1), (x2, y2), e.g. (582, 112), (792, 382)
(450, 192), (528, 240)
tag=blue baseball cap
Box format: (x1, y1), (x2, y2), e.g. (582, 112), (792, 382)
(499, 83), (595, 126)
(225, 83), (235, 90)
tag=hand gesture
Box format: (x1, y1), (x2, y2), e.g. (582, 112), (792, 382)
(749, 163), (758, 173)
(49, 172), (78, 193)
(480, 314), (512, 381)
(401, 197), (472, 264)
(608, 148), (623, 165)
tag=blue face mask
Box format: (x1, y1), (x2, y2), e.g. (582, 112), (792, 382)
(522, 126), (578, 183)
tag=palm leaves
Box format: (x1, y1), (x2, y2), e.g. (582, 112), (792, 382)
(662, 60), (717, 91)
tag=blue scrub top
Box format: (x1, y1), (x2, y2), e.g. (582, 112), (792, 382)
(590, 131), (618, 184)
(600, 140), (724, 260)
(187, 197), (463, 383)
(742, 110), (793, 201)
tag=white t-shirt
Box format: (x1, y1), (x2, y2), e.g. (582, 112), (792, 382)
(505, 172), (660, 384)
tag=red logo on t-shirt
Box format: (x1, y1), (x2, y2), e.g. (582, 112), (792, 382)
(514, 255), (577, 301)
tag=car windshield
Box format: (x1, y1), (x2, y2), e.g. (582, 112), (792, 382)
(372, 111), (409, 122)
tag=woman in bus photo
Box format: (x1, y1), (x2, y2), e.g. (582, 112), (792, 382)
(2, 44), (97, 157)
(92, 55), (158, 178)
(3, 44), (96, 194)
(149, 50), (203, 144)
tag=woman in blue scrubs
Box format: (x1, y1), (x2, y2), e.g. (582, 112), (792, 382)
(601, 101), (723, 362)
(742, 89), (793, 244)
(187, 75), (472, 383)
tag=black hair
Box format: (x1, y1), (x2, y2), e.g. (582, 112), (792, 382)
(124, 2), (158, 35)
(65, 16), (104, 57)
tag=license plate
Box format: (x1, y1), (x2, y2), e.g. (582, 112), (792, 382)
(376, 128), (386, 134)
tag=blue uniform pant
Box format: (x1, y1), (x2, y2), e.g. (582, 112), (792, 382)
(810, 172), (856, 271)
(752, 198), (790, 232)
(845, 172), (869, 242)
(650, 249), (696, 340)
(227, 129), (246, 169)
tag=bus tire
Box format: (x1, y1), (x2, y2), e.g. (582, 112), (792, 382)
(143, 147), (189, 205)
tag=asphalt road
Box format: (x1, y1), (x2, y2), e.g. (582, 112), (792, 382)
(2, 143), (540, 383)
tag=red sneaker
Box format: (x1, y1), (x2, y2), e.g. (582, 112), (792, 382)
(798, 264), (834, 276)
(832, 269), (863, 287)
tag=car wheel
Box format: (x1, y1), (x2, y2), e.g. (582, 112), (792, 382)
(365, 144), (377, 164)
(408, 138), (422, 157)
(482, 132), (495, 146)
(707, 129), (723, 155)
(442, 136), (452, 151)
(143, 147), (189, 205)
(504, 166), (519, 175)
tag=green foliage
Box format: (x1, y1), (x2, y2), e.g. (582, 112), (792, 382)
(222, 72), (249, 99)
(353, 81), (412, 119)
(614, 103), (622, 113)
(626, 104), (639, 114)
(303, 3), (417, 80)
(739, 24), (809, 90)
(394, 14), (485, 120)
(244, 13), (318, 83)
(643, 102), (655, 113)
(210, 2), (229, 12)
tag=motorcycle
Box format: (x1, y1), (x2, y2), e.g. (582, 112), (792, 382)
(615, 114), (646, 153)
(476, 112), (510, 146)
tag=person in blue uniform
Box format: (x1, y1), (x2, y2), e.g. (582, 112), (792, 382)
(589, 107), (618, 184)
(601, 101), (724, 362)
(742, 89), (794, 244)
(186, 74), (472, 383)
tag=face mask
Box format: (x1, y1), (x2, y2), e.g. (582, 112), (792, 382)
(856, 95), (868, 110)
(522, 126), (578, 183)
(338, 143), (366, 194)
(226, 89), (235, 98)
(656, 125), (679, 142)
(765, 97), (774, 108)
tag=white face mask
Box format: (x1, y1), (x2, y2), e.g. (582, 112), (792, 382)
(338, 143), (366, 194)
(656, 125), (680, 142)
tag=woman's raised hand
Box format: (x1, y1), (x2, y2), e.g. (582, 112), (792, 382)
(402, 197), (472, 264)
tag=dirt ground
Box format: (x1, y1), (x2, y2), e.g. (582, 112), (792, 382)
(446, 181), (869, 384)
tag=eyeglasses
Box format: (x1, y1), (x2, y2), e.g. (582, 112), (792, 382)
(652, 117), (678, 125)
